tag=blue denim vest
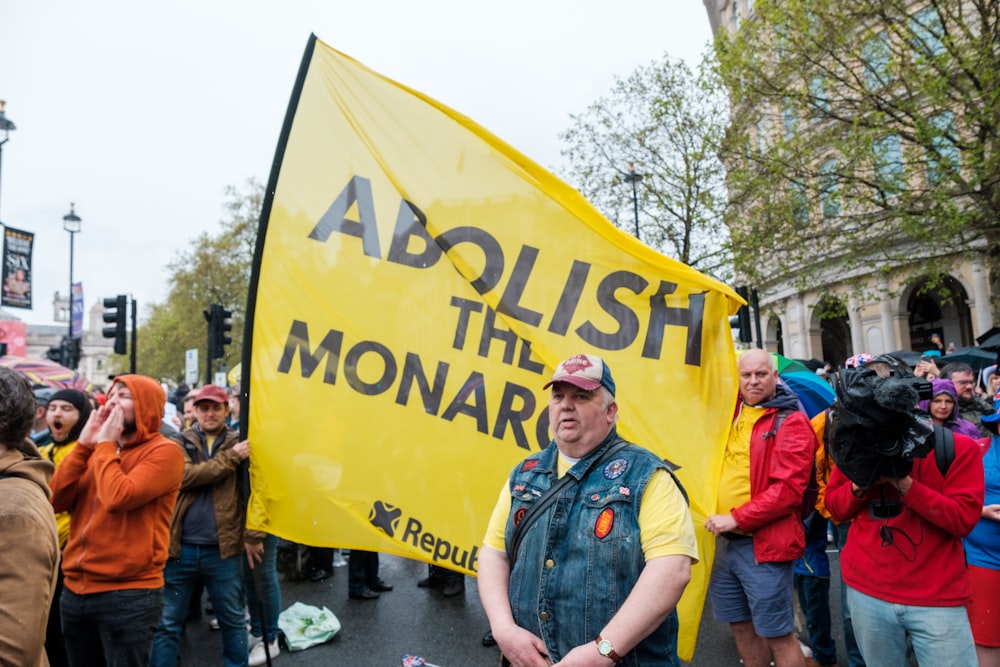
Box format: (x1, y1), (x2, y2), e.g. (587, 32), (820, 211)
(503, 429), (681, 666)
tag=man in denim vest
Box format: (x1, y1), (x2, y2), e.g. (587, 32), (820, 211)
(479, 354), (698, 666)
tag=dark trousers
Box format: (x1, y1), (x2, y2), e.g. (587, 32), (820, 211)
(428, 564), (463, 585)
(304, 546), (334, 576)
(832, 521), (866, 667)
(61, 587), (162, 667)
(348, 549), (380, 593)
(795, 572), (837, 665)
(45, 567), (68, 667)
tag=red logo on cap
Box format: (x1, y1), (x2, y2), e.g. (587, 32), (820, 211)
(561, 354), (593, 375)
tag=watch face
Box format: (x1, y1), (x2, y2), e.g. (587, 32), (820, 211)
(598, 639), (613, 655)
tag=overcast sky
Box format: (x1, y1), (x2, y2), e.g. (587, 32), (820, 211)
(0, 1), (713, 327)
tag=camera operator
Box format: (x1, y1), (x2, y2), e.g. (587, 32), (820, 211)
(826, 358), (984, 666)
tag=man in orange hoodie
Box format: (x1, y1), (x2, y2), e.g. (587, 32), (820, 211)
(50, 374), (185, 667)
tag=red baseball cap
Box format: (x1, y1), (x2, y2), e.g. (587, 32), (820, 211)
(193, 384), (229, 405)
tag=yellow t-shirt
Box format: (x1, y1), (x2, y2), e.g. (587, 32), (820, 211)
(716, 403), (766, 516)
(38, 440), (78, 549)
(483, 450), (699, 562)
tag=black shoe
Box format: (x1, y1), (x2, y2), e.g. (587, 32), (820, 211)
(417, 576), (445, 589)
(349, 587), (380, 600)
(442, 580), (465, 597)
(307, 568), (332, 582)
(482, 630), (496, 647)
(368, 580), (393, 592)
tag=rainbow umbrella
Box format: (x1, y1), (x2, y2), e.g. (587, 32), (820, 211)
(773, 353), (834, 418)
(0, 356), (96, 393)
(771, 352), (811, 375)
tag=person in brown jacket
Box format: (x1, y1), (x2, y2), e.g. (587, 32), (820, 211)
(0, 367), (60, 667)
(50, 374), (185, 667)
(150, 384), (251, 667)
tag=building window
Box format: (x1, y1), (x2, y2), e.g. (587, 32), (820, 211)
(927, 111), (960, 183)
(819, 159), (840, 218)
(782, 98), (798, 139)
(809, 76), (829, 116)
(873, 134), (905, 191)
(732, 0), (740, 30)
(862, 31), (891, 88)
(757, 119), (767, 152)
(911, 6), (945, 59)
(791, 180), (809, 225)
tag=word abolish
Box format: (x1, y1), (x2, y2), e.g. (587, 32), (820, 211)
(307, 176), (705, 366)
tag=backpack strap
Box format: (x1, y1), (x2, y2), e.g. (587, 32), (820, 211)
(506, 439), (629, 564)
(934, 425), (955, 477)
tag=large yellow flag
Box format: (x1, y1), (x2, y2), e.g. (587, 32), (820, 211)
(245, 35), (740, 660)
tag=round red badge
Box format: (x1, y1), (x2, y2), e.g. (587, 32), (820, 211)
(594, 508), (614, 539)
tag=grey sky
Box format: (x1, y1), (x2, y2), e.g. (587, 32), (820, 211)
(0, 1), (712, 326)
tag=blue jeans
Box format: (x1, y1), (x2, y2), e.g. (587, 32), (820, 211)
(151, 544), (248, 667)
(244, 534), (281, 643)
(61, 587), (162, 667)
(846, 586), (977, 667)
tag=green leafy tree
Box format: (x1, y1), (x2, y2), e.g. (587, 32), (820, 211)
(137, 179), (262, 384)
(559, 51), (732, 281)
(715, 0), (1000, 306)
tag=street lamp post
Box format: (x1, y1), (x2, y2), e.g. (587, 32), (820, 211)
(623, 162), (643, 239)
(63, 204), (82, 355)
(0, 100), (16, 224)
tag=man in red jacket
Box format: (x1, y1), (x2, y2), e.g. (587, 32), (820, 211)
(705, 349), (816, 667)
(50, 375), (185, 666)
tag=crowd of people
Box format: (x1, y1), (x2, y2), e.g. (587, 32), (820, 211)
(6, 373), (397, 667)
(1, 344), (998, 667)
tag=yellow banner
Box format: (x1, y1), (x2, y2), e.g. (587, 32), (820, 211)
(246, 35), (740, 660)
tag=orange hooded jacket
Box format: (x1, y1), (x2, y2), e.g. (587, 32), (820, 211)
(50, 375), (184, 594)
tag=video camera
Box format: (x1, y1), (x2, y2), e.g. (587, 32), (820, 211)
(829, 355), (935, 489)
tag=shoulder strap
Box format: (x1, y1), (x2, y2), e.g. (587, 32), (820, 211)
(506, 440), (629, 563)
(763, 408), (796, 438)
(663, 466), (690, 506)
(934, 425), (955, 476)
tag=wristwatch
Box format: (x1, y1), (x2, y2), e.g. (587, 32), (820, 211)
(595, 635), (622, 663)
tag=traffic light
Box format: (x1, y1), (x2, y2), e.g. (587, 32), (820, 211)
(66, 337), (82, 370)
(102, 294), (128, 355)
(205, 304), (233, 360)
(730, 285), (752, 344)
(45, 338), (66, 365)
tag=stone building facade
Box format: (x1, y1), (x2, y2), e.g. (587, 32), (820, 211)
(702, 0), (995, 363)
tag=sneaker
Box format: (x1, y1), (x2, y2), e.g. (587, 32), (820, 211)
(248, 639), (280, 666)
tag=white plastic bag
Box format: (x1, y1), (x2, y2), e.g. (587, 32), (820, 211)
(277, 601), (341, 651)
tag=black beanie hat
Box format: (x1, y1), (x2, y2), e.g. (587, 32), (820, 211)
(49, 388), (93, 444)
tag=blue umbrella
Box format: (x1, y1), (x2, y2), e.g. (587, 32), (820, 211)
(939, 346), (997, 371)
(779, 370), (835, 418)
